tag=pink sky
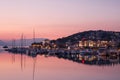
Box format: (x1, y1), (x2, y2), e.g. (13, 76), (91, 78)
(0, 0), (120, 40)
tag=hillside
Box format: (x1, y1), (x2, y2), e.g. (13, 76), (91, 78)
(55, 30), (120, 44)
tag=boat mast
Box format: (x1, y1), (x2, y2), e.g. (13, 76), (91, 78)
(12, 39), (16, 48)
(33, 28), (36, 43)
(21, 34), (24, 49)
(24, 36), (26, 47)
(20, 34), (24, 71)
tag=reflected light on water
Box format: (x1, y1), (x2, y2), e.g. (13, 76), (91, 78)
(0, 51), (120, 80)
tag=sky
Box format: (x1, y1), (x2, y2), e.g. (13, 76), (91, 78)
(0, 0), (120, 40)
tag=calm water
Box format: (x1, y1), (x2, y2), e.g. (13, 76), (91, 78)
(0, 51), (120, 80)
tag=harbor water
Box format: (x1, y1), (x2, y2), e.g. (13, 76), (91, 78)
(0, 50), (120, 80)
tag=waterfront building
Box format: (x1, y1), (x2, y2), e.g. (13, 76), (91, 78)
(78, 40), (116, 48)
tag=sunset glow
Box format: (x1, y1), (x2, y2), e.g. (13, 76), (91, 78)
(0, 0), (120, 40)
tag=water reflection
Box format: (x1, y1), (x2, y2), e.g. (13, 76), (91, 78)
(33, 57), (36, 80)
(10, 51), (120, 67)
(28, 53), (120, 67)
(0, 51), (120, 80)
(9, 52), (37, 80)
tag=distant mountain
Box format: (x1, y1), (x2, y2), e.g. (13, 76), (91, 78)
(54, 30), (120, 45)
(4, 38), (46, 46)
(0, 40), (6, 46)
